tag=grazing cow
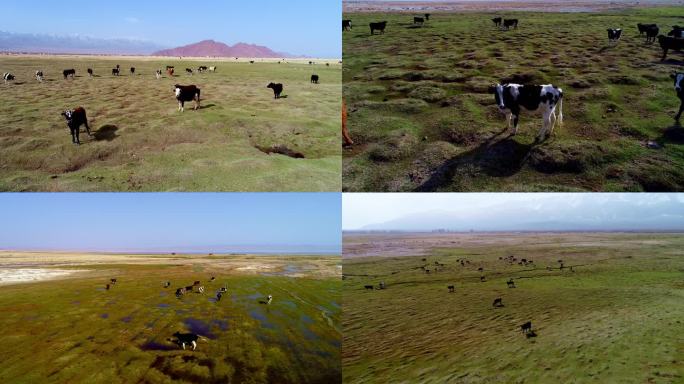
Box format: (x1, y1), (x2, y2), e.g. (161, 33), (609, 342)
(342, 100), (354, 146)
(106, 284), (110, 290)
(112, 68), (120, 76)
(174, 84), (201, 112)
(186, 68), (193, 75)
(61, 107), (91, 145)
(659, 35), (684, 61)
(35, 70), (44, 82)
(193, 281), (200, 286)
(250, 60), (255, 64)
(210, 276), (215, 282)
(87, 68), (93, 77)
(668, 25), (684, 38)
(130, 67), (135, 75)
(490, 83), (564, 141)
(185, 285), (194, 292)
(370, 21), (387, 35)
(2, 72), (14, 84)
(163, 281), (171, 288)
(607, 28), (622, 43)
(425, 14), (430, 21)
(492, 298), (503, 307)
(448, 285), (455, 293)
(364, 285), (374, 290)
(220, 286), (227, 293)
(477, 267), (483, 272)
(503, 19), (518, 29)
(414, 17), (424, 25)
(209, 66), (217, 72)
(670, 72), (684, 121)
(343, 19), (352, 31)
(172, 332), (203, 351)
(311, 74), (319, 84)
(480, 276), (486, 282)
(216, 291), (222, 301)
(198, 66), (208, 73)
(520, 321), (532, 334)
(507, 279), (516, 288)
(63, 68), (76, 79)
(645, 25), (660, 43)
(379, 281), (385, 289)
(267, 295), (273, 304)
(637, 23), (657, 35)
(110, 278), (117, 284)
(175, 287), (186, 297)
(167, 68), (174, 76)
(267, 82), (283, 99)
(196, 286), (204, 293)
(166, 65), (174, 70)
(155, 69), (162, 79)
(492, 17), (502, 27)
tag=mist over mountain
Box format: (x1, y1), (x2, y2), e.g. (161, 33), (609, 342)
(360, 198), (684, 232)
(0, 31), (166, 55)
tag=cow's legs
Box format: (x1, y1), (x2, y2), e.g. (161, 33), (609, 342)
(84, 120), (91, 136)
(662, 48), (669, 61)
(192, 341), (197, 351)
(181, 342), (185, 350)
(512, 115), (520, 135)
(179, 100), (184, 112)
(538, 110), (551, 140)
(676, 99), (684, 121)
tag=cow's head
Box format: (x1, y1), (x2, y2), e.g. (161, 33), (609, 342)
(174, 86), (182, 98)
(61, 110), (73, 121)
(267, 82), (275, 89)
(489, 84), (506, 110)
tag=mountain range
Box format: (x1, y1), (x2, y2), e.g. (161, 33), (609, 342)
(152, 40), (296, 58)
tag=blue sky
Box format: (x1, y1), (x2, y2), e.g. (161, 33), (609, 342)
(3, 0), (341, 57)
(0, 193), (341, 254)
(344, 193), (684, 231)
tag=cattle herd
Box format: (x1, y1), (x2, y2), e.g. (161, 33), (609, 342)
(356, 253), (588, 339)
(1, 60), (327, 145)
(103, 275), (273, 351)
(342, 16), (684, 142)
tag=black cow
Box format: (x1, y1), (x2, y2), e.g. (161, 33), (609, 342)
(493, 298), (503, 307)
(507, 279), (516, 288)
(503, 19), (518, 29)
(645, 25), (660, 43)
(311, 74), (319, 84)
(607, 28), (622, 43)
(216, 291), (223, 301)
(174, 84), (201, 112)
(343, 19), (352, 31)
(130, 67), (135, 75)
(448, 285), (455, 293)
(172, 332), (202, 351)
(35, 71), (43, 82)
(425, 14), (430, 21)
(637, 23), (657, 35)
(669, 25), (684, 38)
(671, 72), (684, 121)
(492, 17), (502, 27)
(112, 68), (120, 76)
(186, 68), (193, 75)
(106, 284), (110, 290)
(63, 69), (76, 79)
(198, 66), (208, 72)
(659, 35), (684, 61)
(87, 68), (93, 77)
(370, 21), (387, 35)
(175, 287), (186, 297)
(267, 82), (283, 99)
(3, 72), (15, 83)
(414, 17), (424, 25)
(61, 107), (91, 145)
(480, 276), (486, 282)
(520, 321), (532, 334)
(490, 83), (564, 141)
(364, 285), (374, 290)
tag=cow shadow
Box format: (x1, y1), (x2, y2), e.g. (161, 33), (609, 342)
(415, 133), (540, 191)
(277, 95), (289, 99)
(657, 57), (684, 66)
(93, 125), (119, 142)
(655, 122), (684, 145)
(199, 104), (216, 110)
(525, 331), (538, 338)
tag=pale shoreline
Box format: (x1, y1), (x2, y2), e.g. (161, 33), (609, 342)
(343, 0), (683, 12)
(0, 52), (341, 64)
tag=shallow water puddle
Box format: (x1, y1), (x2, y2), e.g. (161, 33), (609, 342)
(249, 309), (276, 329)
(184, 318), (217, 339)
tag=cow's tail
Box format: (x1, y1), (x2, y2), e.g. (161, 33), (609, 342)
(558, 91), (564, 126)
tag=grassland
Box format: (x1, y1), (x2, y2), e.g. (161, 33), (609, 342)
(343, 7), (684, 191)
(342, 232), (684, 383)
(0, 56), (341, 191)
(0, 252), (341, 383)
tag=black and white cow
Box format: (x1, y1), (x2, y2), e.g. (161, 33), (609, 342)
(185, 68), (193, 75)
(3, 72), (15, 83)
(112, 67), (120, 76)
(208, 66), (217, 72)
(671, 72), (684, 121)
(669, 25), (684, 38)
(343, 19), (352, 31)
(311, 74), (319, 84)
(63, 69), (76, 79)
(370, 21), (387, 35)
(492, 17), (502, 27)
(645, 25), (659, 43)
(87, 68), (93, 77)
(659, 35), (684, 61)
(607, 28), (622, 43)
(155, 69), (162, 79)
(267, 82), (283, 99)
(490, 83), (564, 141)
(174, 84), (201, 112)
(61, 107), (91, 145)
(198, 66), (208, 73)
(35, 70), (44, 82)
(503, 19), (518, 30)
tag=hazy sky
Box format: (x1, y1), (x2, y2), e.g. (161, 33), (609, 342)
(2, 0), (342, 57)
(0, 193), (341, 253)
(343, 193), (684, 231)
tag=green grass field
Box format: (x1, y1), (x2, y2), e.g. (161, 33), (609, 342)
(343, 7), (684, 191)
(342, 232), (684, 383)
(0, 254), (341, 383)
(0, 56), (341, 191)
